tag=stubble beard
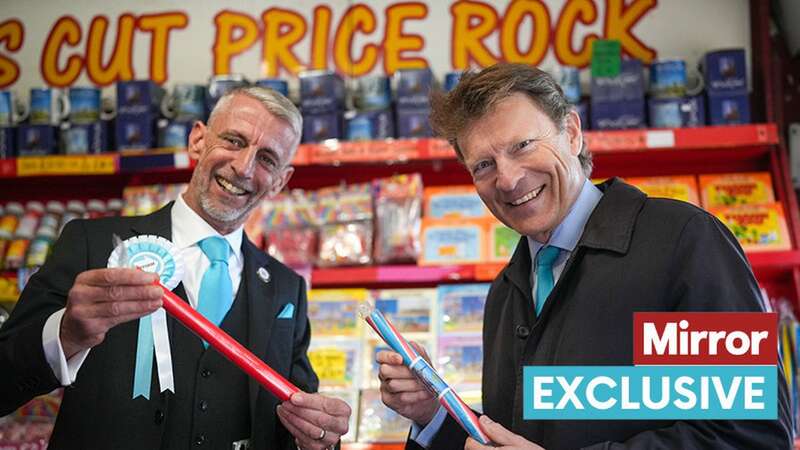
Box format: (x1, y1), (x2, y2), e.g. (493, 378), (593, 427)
(196, 174), (259, 229)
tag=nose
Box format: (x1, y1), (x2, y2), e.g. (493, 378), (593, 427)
(230, 145), (257, 179)
(494, 156), (524, 193)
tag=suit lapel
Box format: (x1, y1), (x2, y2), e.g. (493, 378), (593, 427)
(241, 237), (281, 423)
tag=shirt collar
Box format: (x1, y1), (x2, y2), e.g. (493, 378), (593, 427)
(527, 178), (603, 257)
(172, 193), (244, 263)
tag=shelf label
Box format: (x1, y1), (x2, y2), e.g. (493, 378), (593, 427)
(17, 155), (117, 176)
(645, 130), (675, 148)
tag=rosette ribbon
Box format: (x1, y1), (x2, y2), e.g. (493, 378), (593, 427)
(109, 235), (182, 400)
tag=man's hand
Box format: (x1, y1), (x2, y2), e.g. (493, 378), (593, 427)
(277, 392), (351, 450)
(465, 415), (544, 450)
(60, 268), (163, 358)
(376, 341), (439, 426)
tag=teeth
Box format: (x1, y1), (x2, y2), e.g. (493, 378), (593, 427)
(216, 176), (246, 195)
(511, 186), (544, 206)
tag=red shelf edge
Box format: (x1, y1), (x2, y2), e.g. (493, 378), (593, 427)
(310, 252), (799, 287)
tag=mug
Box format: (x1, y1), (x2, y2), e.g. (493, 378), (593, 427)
(161, 84), (206, 121)
(444, 72), (463, 93)
(0, 90), (24, 126)
(29, 88), (70, 125)
(354, 75), (391, 111)
(207, 74), (248, 110)
(68, 87), (102, 124)
(255, 78), (289, 97)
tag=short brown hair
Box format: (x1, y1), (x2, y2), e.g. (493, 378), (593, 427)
(430, 63), (592, 176)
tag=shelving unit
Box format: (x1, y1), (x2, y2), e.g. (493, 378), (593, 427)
(3, 123), (798, 303)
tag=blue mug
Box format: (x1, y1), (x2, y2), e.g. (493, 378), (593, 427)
(29, 88), (69, 125)
(68, 87), (102, 124)
(444, 72), (463, 92)
(207, 74), (248, 110)
(0, 90), (23, 126)
(354, 75), (391, 111)
(162, 84), (206, 121)
(255, 78), (289, 97)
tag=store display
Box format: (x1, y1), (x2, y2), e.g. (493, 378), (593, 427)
(308, 339), (361, 391)
(316, 184), (373, 267)
(0, 125), (16, 158)
(263, 190), (318, 267)
(699, 172), (775, 207)
(424, 186), (488, 219)
(254, 78), (289, 97)
(353, 75), (392, 111)
(300, 71), (346, 114)
(60, 121), (110, 154)
(356, 388), (411, 442)
(649, 59), (688, 98)
(708, 92), (751, 125)
(345, 109), (394, 141)
(160, 83), (207, 121)
(709, 203), (792, 251)
(28, 87), (69, 126)
(420, 218), (486, 265)
(438, 284), (489, 334)
(68, 87), (102, 124)
(0, 90), (24, 126)
(487, 221), (521, 262)
(17, 124), (57, 156)
(625, 175), (701, 206)
(307, 289), (365, 338)
(116, 80), (165, 116)
(373, 174), (422, 264)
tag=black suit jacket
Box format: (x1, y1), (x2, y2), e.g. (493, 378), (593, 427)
(0, 203), (319, 449)
(412, 179), (793, 450)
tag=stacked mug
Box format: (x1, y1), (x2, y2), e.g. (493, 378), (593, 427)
(647, 60), (705, 129)
(115, 81), (164, 151)
(59, 87), (113, 155)
(158, 83), (209, 149)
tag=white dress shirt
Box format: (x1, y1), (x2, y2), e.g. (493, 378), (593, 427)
(42, 194), (245, 385)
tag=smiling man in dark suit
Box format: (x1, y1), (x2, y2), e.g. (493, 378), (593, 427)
(0, 86), (349, 450)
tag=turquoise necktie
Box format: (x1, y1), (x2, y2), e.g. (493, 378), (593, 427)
(196, 236), (233, 345)
(535, 246), (561, 316)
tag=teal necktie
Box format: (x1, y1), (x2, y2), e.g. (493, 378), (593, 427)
(196, 236), (233, 344)
(535, 246), (561, 316)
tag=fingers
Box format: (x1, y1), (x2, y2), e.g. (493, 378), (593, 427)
(76, 268), (159, 287)
(382, 377), (430, 395)
(278, 393), (351, 450)
(285, 393), (350, 434)
(375, 349), (404, 365)
(70, 283), (163, 306)
(478, 415), (528, 447)
(378, 359), (416, 381)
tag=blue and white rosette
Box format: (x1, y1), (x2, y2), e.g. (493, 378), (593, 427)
(108, 235), (184, 400)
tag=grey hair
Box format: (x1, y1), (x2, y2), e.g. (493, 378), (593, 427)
(430, 63), (593, 177)
(209, 86), (303, 154)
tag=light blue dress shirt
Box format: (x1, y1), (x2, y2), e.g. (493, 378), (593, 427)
(410, 179), (603, 448)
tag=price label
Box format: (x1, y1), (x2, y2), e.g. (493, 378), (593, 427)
(17, 155), (117, 176)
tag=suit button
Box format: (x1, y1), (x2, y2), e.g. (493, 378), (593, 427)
(516, 325), (530, 339)
(199, 400), (208, 412)
(154, 409), (164, 424)
(194, 434), (206, 446)
(201, 369), (212, 378)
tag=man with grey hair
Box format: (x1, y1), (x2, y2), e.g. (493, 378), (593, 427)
(0, 86), (350, 450)
(376, 64), (792, 449)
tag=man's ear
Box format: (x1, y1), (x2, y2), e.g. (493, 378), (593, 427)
(269, 166), (295, 198)
(565, 109), (582, 157)
(187, 121), (208, 161)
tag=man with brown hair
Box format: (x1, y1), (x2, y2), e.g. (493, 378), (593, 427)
(376, 64), (792, 449)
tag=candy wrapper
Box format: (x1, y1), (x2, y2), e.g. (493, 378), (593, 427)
(359, 303), (491, 445)
(263, 190), (318, 266)
(373, 173), (422, 264)
(316, 184), (373, 267)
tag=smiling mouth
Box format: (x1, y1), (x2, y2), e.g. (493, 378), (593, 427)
(509, 185), (545, 206)
(215, 175), (250, 196)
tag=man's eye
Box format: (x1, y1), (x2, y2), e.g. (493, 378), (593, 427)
(259, 153), (277, 168)
(225, 136), (246, 148)
(473, 160), (494, 174)
(515, 139), (534, 152)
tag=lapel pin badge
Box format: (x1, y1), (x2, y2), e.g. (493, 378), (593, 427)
(257, 267), (271, 284)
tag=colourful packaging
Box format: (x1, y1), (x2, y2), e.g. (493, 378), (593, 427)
(709, 203), (791, 252)
(699, 172), (774, 207)
(424, 186), (489, 219)
(625, 176), (700, 206)
(487, 220), (521, 262)
(420, 218), (487, 265)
